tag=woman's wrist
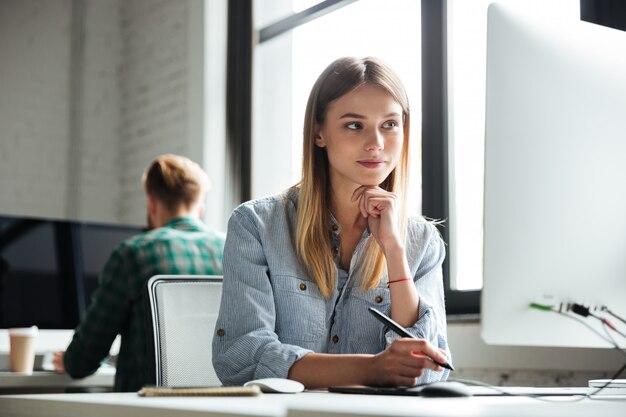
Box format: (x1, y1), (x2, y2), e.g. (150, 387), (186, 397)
(381, 239), (405, 259)
(387, 277), (412, 287)
(289, 353), (377, 388)
(383, 241), (410, 276)
(363, 354), (380, 386)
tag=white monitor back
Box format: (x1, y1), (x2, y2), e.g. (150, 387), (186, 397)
(481, 4), (626, 348)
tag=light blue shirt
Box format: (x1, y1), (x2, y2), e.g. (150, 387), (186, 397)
(212, 188), (450, 385)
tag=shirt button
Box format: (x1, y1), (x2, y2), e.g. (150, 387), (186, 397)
(375, 295), (383, 304)
(216, 328), (225, 337)
(333, 246), (339, 254)
(299, 282), (307, 291)
(332, 335), (339, 343)
(331, 224), (339, 231)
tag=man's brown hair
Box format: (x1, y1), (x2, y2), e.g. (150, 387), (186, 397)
(142, 154), (209, 211)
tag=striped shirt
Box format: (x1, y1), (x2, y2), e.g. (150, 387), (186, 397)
(212, 188), (449, 386)
(64, 216), (225, 392)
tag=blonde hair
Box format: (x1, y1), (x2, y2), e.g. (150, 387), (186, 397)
(296, 57), (410, 299)
(142, 154), (210, 211)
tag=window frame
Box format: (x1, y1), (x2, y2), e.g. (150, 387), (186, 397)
(421, 0), (480, 317)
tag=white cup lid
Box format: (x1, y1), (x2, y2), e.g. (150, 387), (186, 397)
(8, 326), (39, 337)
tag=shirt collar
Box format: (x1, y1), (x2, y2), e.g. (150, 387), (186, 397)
(328, 212), (371, 238)
(163, 216), (205, 230)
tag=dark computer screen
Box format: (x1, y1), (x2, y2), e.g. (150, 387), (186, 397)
(78, 223), (144, 310)
(0, 216), (143, 329)
(0, 218), (68, 328)
(580, 0), (626, 32)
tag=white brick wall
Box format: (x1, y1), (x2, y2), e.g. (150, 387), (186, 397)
(0, 0), (72, 220)
(0, 0), (205, 226)
(118, 0), (191, 224)
(77, 0), (123, 223)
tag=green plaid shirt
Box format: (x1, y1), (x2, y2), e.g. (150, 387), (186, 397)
(63, 216), (225, 392)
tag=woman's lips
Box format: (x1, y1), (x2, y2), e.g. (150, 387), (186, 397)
(358, 160), (385, 168)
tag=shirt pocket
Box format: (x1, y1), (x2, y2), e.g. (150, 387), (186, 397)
(345, 286), (391, 353)
(349, 285), (391, 312)
(272, 274), (327, 344)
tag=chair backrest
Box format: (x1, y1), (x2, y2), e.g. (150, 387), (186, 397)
(145, 275), (223, 387)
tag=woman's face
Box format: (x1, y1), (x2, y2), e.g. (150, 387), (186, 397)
(315, 84), (404, 191)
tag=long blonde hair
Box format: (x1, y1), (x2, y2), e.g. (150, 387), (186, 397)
(296, 57), (411, 299)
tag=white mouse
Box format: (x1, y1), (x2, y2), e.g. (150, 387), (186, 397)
(243, 378), (305, 393)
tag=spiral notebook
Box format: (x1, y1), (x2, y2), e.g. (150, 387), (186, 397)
(137, 385), (262, 397)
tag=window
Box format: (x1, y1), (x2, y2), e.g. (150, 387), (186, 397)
(252, 0), (423, 215)
(447, 0), (580, 293)
(447, 0), (581, 292)
(420, 0), (581, 316)
(231, 0), (584, 317)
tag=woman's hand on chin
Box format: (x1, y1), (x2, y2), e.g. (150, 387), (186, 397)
(351, 185), (402, 252)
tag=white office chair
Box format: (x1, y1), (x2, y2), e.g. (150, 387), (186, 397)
(145, 275), (223, 387)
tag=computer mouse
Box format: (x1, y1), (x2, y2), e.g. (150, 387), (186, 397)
(419, 381), (472, 398)
(243, 378), (305, 394)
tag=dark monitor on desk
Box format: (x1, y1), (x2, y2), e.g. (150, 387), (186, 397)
(0, 219), (69, 328)
(481, 4), (626, 348)
(0, 215), (143, 329)
(77, 222), (145, 312)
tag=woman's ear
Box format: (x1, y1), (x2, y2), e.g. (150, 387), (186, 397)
(314, 124), (326, 148)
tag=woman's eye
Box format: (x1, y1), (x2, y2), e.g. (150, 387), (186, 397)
(383, 120), (398, 129)
(345, 122), (363, 130)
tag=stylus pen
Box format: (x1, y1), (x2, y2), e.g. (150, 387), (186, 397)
(368, 307), (455, 371)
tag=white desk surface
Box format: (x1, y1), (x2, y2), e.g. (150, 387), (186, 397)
(0, 391), (625, 417)
(0, 368), (114, 389)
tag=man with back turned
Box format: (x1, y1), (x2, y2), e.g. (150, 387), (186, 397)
(53, 154), (225, 392)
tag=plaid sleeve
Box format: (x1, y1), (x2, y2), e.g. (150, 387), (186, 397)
(64, 246), (133, 379)
(203, 231), (225, 275)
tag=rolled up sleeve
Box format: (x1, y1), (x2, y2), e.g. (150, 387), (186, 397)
(212, 207), (312, 385)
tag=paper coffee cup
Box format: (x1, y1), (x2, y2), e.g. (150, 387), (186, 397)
(9, 326), (38, 374)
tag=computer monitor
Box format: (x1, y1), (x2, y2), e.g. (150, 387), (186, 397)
(77, 222), (146, 313)
(0, 215), (142, 355)
(0, 218), (74, 329)
(481, 4), (626, 349)
(0, 216), (143, 329)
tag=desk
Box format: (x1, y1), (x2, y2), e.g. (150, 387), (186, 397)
(0, 391), (625, 417)
(0, 368), (114, 394)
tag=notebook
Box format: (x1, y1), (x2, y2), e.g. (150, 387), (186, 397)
(138, 385), (262, 397)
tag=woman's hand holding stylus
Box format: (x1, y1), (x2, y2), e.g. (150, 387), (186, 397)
(369, 339), (447, 387)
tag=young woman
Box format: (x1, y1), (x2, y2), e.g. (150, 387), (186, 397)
(213, 57), (450, 388)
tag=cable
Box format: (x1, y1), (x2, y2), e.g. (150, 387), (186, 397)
(587, 360), (626, 398)
(527, 301), (626, 400)
(602, 307), (626, 327)
(568, 302), (626, 341)
(557, 312), (623, 350)
(529, 303), (625, 351)
(441, 304), (626, 403)
(586, 322), (626, 397)
(595, 315), (626, 340)
(529, 302), (554, 312)
(448, 378), (588, 403)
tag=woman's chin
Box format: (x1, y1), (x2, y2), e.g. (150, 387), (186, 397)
(359, 182), (382, 187)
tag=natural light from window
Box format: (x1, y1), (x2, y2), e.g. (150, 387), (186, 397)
(447, 0), (580, 291)
(290, 0), (422, 214)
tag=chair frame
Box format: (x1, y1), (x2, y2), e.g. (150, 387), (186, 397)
(144, 274), (223, 387)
